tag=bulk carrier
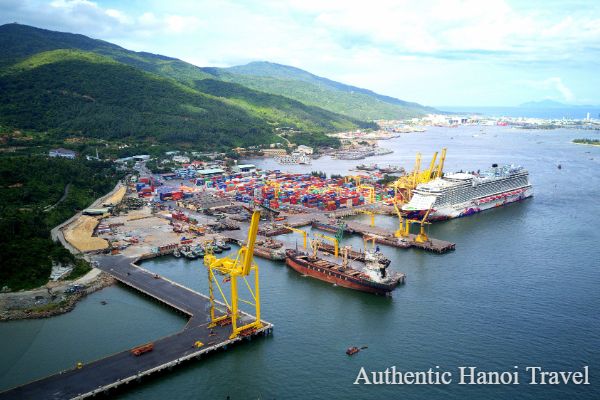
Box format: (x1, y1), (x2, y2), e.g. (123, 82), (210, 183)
(403, 164), (533, 220)
(285, 247), (404, 295)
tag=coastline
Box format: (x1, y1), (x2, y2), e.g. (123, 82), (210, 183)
(0, 271), (115, 321)
(572, 141), (600, 147)
(0, 181), (126, 321)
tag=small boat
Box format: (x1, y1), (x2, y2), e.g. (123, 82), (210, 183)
(346, 347), (360, 356)
(216, 240), (231, 251)
(192, 245), (205, 257)
(173, 248), (181, 258)
(203, 243), (222, 254)
(180, 246), (197, 259)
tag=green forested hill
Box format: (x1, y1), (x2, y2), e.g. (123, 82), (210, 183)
(193, 79), (375, 146)
(0, 22), (214, 84)
(216, 61), (438, 120)
(0, 23), (436, 123)
(0, 50), (276, 148)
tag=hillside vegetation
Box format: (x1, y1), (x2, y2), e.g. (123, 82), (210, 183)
(0, 156), (122, 290)
(218, 61), (438, 120)
(0, 50), (277, 148)
(0, 24), (436, 124)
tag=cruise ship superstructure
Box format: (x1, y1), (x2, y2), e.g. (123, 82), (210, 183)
(402, 164), (533, 220)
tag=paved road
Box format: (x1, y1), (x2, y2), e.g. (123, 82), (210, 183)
(44, 183), (71, 212)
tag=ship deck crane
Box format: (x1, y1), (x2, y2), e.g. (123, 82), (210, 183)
(203, 207), (263, 339)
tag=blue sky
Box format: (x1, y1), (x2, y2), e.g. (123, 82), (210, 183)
(1, 0), (599, 107)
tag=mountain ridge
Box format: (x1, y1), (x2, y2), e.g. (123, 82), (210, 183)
(0, 23), (435, 121)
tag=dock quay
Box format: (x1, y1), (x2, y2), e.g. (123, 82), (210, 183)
(280, 213), (456, 254)
(0, 254), (272, 400)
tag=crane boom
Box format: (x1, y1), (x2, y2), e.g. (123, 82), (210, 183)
(242, 210), (260, 275)
(204, 208), (263, 339)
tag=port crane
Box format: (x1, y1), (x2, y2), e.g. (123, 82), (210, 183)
(358, 184), (376, 204)
(344, 175), (363, 187)
(203, 207), (263, 339)
(390, 149), (446, 238)
(312, 232), (339, 257)
(356, 209), (375, 227)
(283, 225), (308, 249)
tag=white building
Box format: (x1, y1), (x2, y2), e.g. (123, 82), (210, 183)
(172, 155), (190, 163)
(296, 145), (314, 155)
(49, 148), (76, 159)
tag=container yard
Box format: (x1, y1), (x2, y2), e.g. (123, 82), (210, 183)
(83, 150), (458, 264)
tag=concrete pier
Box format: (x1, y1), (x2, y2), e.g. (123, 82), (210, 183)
(0, 255), (272, 400)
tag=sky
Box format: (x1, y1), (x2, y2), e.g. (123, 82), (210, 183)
(1, 0), (599, 107)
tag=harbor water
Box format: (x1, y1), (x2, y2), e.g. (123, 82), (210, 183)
(1, 125), (599, 399)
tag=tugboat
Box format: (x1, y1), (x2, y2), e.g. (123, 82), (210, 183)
(284, 243), (404, 295)
(180, 246), (197, 259)
(346, 347), (360, 356)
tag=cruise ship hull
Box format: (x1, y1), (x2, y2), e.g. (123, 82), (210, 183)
(406, 186), (533, 221)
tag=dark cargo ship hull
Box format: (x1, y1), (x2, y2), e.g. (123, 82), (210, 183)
(284, 250), (399, 295)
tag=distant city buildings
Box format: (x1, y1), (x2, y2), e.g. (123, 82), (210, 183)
(262, 148), (287, 157)
(296, 145), (314, 155)
(172, 155), (190, 163)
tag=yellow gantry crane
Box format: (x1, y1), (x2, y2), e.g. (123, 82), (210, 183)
(203, 208), (263, 339)
(313, 233), (339, 257)
(344, 175), (362, 187)
(389, 148), (447, 238)
(357, 209), (375, 227)
(283, 225), (308, 249)
(358, 184), (376, 204)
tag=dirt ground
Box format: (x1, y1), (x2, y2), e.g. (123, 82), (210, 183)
(103, 185), (126, 206)
(63, 215), (109, 252)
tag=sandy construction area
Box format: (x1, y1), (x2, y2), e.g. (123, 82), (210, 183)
(103, 186), (126, 206)
(63, 216), (108, 252)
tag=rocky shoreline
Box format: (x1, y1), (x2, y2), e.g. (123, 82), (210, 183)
(0, 181), (126, 322)
(0, 271), (115, 321)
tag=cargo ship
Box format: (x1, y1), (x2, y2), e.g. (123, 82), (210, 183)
(402, 164), (533, 220)
(284, 248), (404, 295)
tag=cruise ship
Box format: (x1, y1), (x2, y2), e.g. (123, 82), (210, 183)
(402, 164), (533, 220)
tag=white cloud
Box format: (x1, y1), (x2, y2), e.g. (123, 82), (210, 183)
(164, 15), (199, 34)
(1, 0), (599, 105)
(547, 77), (575, 102)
